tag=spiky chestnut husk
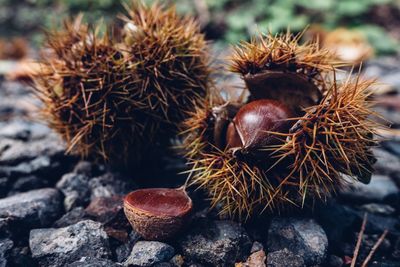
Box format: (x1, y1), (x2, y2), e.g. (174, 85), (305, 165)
(33, 17), (168, 166)
(182, 32), (382, 220)
(121, 1), (212, 124)
(33, 3), (212, 166)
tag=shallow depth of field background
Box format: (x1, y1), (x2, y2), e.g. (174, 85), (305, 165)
(0, 0), (399, 55)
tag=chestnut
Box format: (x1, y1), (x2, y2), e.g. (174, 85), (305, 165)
(226, 99), (295, 151)
(123, 187), (192, 241)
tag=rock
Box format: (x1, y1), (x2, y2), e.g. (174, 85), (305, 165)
(243, 250), (266, 267)
(9, 175), (47, 194)
(0, 238), (13, 267)
(115, 230), (141, 263)
(73, 161), (94, 177)
(66, 257), (120, 267)
(0, 120), (50, 141)
(169, 255), (184, 267)
(89, 172), (134, 199)
(53, 207), (87, 228)
(267, 217), (328, 266)
(373, 148), (400, 175)
(123, 241), (175, 267)
(179, 220), (251, 266)
(327, 255), (343, 267)
(0, 188), (62, 231)
(360, 203), (395, 216)
(57, 173), (90, 211)
(339, 175), (398, 203)
(0, 134), (65, 165)
(9, 246), (34, 267)
(85, 196), (124, 224)
(29, 220), (111, 267)
(251, 241), (264, 253)
(266, 248), (304, 267)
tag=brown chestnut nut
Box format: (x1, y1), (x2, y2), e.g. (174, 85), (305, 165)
(124, 188), (192, 241)
(226, 99), (294, 150)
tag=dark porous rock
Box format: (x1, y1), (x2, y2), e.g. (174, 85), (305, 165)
(266, 248), (304, 267)
(339, 175), (398, 203)
(73, 161), (94, 177)
(66, 257), (120, 267)
(373, 148), (400, 176)
(9, 246), (35, 267)
(0, 134), (65, 165)
(0, 188), (62, 231)
(327, 255), (343, 267)
(0, 238), (13, 267)
(0, 218), (11, 239)
(89, 172), (135, 199)
(123, 241), (174, 267)
(9, 175), (47, 195)
(29, 220), (111, 267)
(53, 207), (87, 228)
(0, 177), (8, 197)
(267, 217), (328, 266)
(115, 230), (141, 263)
(57, 172), (90, 211)
(85, 196), (124, 224)
(179, 220), (251, 266)
(360, 203), (396, 216)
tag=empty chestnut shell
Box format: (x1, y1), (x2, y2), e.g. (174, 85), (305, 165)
(226, 99), (294, 150)
(123, 188), (192, 241)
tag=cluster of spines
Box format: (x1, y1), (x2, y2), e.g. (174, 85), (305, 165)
(183, 31), (381, 220)
(33, 2), (212, 166)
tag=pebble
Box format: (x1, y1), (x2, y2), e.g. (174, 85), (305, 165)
(56, 172), (90, 211)
(180, 220), (251, 266)
(53, 207), (87, 228)
(66, 257), (121, 267)
(267, 217), (328, 266)
(0, 188), (62, 230)
(0, 238), (13, 267)
(339, 175), (398, 202)
(266, 248), (304, 267)
(89, 172), (134, 199)
(29, 220), (111, 267)
(123, 241), (175, 267)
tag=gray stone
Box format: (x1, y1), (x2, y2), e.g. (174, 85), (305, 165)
(373, 148), (400, 175)
(57, 173), (90, 211)
(251, 241), (264, 253)
(180, 220), (251, 266)
(0, 188), (62, 229)
(267, 217), (328, 266)
(53, 207), (87, 228)
(339, 175), (398, 202)
(360, 203), (395, 216)
(0, 134), (65, 165)
(9, 175), (47, 194)
(66, 257), (120, 267)
(266, 248), (304, 267)
(115, 230), (141, 262)
(89, 172), (133, 199)
(0, 238), (13, 267)
(73, 161), (93, 177)
(0, 120), (50, 141)
(123, 241), (175, 267)
(29, 220), (111, 267)
(327, 255), (343, 267)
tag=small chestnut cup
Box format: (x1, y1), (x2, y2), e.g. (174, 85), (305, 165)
(123, 187), (192, 241)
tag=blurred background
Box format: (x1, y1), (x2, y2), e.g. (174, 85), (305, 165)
(0, 0), (399, 58)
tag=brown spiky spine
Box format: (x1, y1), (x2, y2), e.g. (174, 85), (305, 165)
(182, 31), (381, 220)
(33, 2), (212, 166)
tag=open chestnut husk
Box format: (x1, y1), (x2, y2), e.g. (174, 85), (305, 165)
(124, 188), (192, 240)
(181, 30), (382, 220)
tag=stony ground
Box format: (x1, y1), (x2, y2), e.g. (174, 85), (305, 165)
(0, 57), (400, 267)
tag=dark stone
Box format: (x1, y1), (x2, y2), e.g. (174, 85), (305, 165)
(0, 188), (63, 232)
(179, 220), (251, 266)
(360, 203), (395, 216)
(56, 173), (90, 211)
(123, 241), (175, 267)
(9, 246), (35, 267)
(0, 238), (13, 267)
(73, 161), (94, 177)
(339, 175), (398, 203)
(89, 172), (134, 199)
(85, 196), (124, 224)
(327, 255), (343, 267)
(267, 217), (328, 266)
(53, 207), (87, 228)
(115, 230), (141, 263)
(266, 248), (304, 267)
(29, 220), (111, 267)
(9, 175), (47, 195)
(66, 257), (120, 267)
